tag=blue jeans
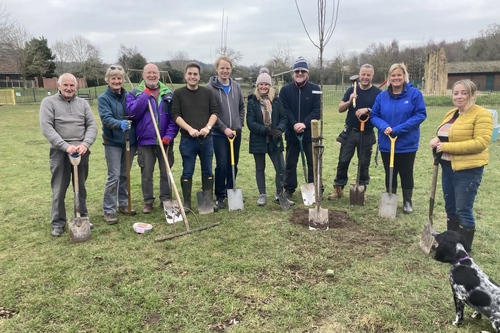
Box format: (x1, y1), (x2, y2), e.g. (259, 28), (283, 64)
(213, 134), (241, 200)
(441, 164), (483, 227)
(179, 136), (214, 179)
(103, 144), (136, 214)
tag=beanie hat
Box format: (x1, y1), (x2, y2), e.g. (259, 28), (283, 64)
(293, 56), (309, 72)
(256, 67), (272, 86)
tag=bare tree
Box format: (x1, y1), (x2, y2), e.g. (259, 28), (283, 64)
(268, 42), (294, 72)
(214, 47), (243, 66)
(52, 40), (74, 75)
(7, 23), (32, 88)
(168, 51), (190, 72)
(0, 4), (16, 45)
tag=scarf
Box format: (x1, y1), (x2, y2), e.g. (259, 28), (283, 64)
(259, 95), (272, 127)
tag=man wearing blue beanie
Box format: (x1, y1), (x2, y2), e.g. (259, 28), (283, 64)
(279, 56), (321, 199)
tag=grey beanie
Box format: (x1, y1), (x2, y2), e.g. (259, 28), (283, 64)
(256, 67), (272, 85)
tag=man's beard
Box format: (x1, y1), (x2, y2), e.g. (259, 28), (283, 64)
(145, 81), (159, 89)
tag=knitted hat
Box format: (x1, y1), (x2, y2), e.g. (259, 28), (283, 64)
(256, 67), (272, 85)
(293, 56), (309, 72)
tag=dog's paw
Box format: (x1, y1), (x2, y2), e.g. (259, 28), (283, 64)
(452, 319), (463, 326)
(471, 311), (482, 320)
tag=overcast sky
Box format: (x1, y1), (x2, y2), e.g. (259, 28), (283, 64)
(3, 0), (498, 68)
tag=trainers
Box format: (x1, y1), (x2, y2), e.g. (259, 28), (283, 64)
(216, 199), (225, 209)
(51, 227), (63, 237)
(274, 195), (295, 206)
(142, 204), (153, 214)
(327, 186), (344, 200)
(257, 194), (267, 206)
(118, 206), (137, 216)
(103, 213), (118, 225)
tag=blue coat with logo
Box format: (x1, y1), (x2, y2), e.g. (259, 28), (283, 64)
(370, 83), (427, 153)
(126, 81), (179, 146)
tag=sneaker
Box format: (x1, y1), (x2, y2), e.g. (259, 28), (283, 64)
(257, 194), (267, 206)
(274, 195), (295, 206)
(327, 186), (344, 200)
(103, 213), (118, 225)
(118, 206), (137, 216)
(216, 199), (225, 209)
(142, 204), (153, 214)
(51, 227), (63, 237)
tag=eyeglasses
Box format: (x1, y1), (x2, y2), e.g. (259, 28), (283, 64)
(294, 70), (307, 74)
(110, 66), (123, 71)
(145, 71), (159, 75)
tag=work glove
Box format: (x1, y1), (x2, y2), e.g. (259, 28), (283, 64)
(265, 127), (273, 136)
(272, 129), (282, 141)
(120, 120), (131, 130)
(143, 88), (152, 97)
(162, 137), (170, 145)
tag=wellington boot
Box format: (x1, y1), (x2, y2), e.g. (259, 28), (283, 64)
(181, 178), (192, 213)
(402, 189), (413, 214)
(202, 175), (219, 212)
(447, 217), (460, 232)
(458, 225), (475, 253)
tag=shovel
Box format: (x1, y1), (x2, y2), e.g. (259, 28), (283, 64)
(68, 153), (91, 244)
(227, 132), (244, 211)
(297, 133), (315, 206)
(162, 145), (183, 224)
(349, 115), (369, 206)
(275, 140), (290, 211)
(379, 135), (398, 219)
(309, 144), (329, 230)
(419, 151), (442, 254)
(196, 137), (215, 215)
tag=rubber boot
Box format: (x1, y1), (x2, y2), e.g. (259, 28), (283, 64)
(181, 178), (192, 213)
(458, 225), (475, 253)
(202, 175), (219, 212)
(447, 217), (460, 232)
(402, 189), (413, 214)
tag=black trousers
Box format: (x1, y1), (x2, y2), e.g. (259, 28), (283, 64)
(284, 140), (314, 193)
(334, 128), (376, 187)
(380, 151), (416, 191)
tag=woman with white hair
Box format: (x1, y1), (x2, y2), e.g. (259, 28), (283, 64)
(246, 68), (294, 207)
(371, 63), (427, 214)
(97, 65), (137, 224)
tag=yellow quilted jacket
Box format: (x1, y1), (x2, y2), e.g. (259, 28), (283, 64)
(437, 104), (493, 171)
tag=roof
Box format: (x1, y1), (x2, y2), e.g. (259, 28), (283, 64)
(447, 61), (500, 74)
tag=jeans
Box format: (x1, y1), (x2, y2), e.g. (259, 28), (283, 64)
(103, 144), (137, 214)
(284, 139), (314, 193)
(49, 149), (90, 229)
(441, 164), (483, 227)
(179, 136), (214, 179)
(137, 144), (174, 204)
(253, 149), (285, 195)
(213, 134), (241, 201)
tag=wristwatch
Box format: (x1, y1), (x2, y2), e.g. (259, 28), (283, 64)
(207, 125), (212, 130)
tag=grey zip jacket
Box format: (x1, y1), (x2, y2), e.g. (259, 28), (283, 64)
(206, 76), (245, 134)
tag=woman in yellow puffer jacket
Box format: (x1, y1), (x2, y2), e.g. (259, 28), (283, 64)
(430, 79), (493, 252)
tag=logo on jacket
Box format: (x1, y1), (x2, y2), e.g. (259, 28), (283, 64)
(404, 100), (409, 104)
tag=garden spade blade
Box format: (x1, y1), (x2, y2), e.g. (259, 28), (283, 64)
(309, 144), (328, 230)
(275, 140), (290, 211)
(163, 200), (183, 224)
(227, 134), (244, 211)
(68, 154), (91, 244)
(419, 151), (442, 254)
(350, 115), (369, 206)
(379, 135), (398, 219)
(297, 133), (315, 206)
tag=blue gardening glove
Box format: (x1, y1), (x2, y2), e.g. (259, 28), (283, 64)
(120, 120), (131, 130)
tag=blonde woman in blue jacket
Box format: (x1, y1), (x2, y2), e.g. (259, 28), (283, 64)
(371, 63), (427, 214)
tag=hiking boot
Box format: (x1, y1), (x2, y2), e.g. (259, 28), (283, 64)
(257, 194), (267, 206)
(103, 213), (118, 225)
(118, 206), (136, 216)
(216, 199), (225, 209)
(142, 204), (153, 214)
(274, 195), (295, 206)
(327, 186), (344, 200)
(51, 227), (63, 237)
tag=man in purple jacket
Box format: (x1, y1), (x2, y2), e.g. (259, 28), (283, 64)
(126, 63), (179, 214)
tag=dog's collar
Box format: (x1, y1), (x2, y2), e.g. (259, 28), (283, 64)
(452, 256), (470, 264)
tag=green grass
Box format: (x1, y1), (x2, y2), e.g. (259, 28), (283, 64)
(1, 102), (500, 332)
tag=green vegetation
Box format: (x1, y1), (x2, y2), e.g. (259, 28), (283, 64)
(1, 103), (499, 332)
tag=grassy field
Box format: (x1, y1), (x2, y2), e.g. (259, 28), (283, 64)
(1, 101), (500, 332)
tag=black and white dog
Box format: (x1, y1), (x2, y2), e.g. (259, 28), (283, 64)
(433, 230), (500, 332)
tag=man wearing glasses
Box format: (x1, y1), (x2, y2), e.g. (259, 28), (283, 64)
(126, 63), (179, 214)
(279, 57), (321, 200)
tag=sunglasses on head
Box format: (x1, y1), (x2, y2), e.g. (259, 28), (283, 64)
(110, 66), (123, 71)
(294, 70), (307, 74)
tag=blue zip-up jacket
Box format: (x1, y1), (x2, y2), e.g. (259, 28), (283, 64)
(279, 81), (321, 143)
(126, 81), (179, 146)
(371, 83), (427, 153)
(97, 86), (136, 147)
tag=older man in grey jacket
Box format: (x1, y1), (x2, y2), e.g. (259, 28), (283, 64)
(40, 73), (97, 237)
